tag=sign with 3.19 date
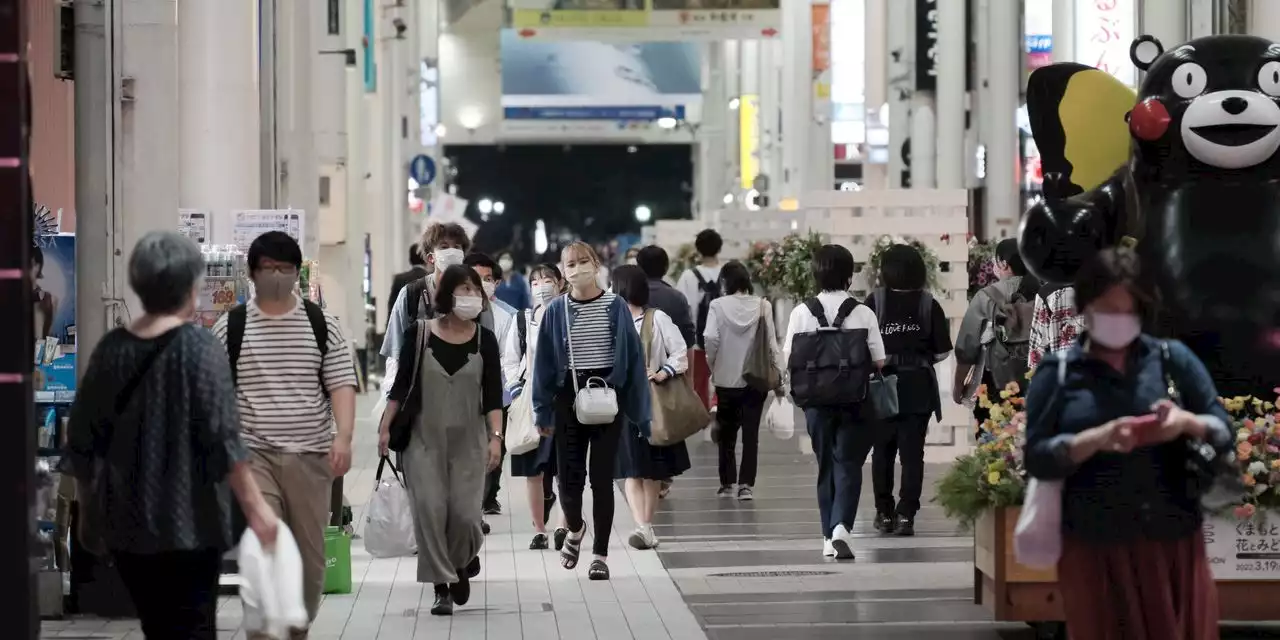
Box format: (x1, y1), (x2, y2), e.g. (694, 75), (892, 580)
(1203, 515), (1280, 579)
(200, 278), (239, 313)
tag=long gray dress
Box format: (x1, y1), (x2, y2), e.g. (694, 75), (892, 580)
(403, 327), (488, 585)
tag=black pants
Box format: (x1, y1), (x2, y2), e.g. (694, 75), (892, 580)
(484, 407), (509, 507)
(715, 386), (767, 487)
(871, 412), (931, 517)
(554, 391), (622, 557)
(115, 548), (222, 640)
(804, 405), (876, 537)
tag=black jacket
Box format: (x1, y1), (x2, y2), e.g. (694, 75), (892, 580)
(646, 279), (696, 346)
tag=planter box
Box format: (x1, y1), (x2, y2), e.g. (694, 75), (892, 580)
(974, 507), (1280, 622)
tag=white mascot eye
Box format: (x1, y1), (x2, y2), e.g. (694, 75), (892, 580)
(1172, 62), (1208, 98)
(1258, 61), (1280, 96)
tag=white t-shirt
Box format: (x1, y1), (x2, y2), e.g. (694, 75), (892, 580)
(782, 291), (887, 364)
(676, 264), (723, 316)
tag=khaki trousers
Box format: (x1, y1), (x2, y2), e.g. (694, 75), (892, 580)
(247, 449), (332, 637)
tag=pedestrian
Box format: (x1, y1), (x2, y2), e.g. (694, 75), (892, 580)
(378, 264), (504, 616)
(676, 229), (724, 409)
(66, 232), (280, 639)
(466, 252), (518, 517)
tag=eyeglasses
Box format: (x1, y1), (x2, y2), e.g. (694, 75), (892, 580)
(258, 266), (298, 276)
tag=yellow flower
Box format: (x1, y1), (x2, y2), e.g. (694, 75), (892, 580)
(1244, 474), (1257, 487)
(987, 471), (1002, 485)
(1271, 459), (1280, 470)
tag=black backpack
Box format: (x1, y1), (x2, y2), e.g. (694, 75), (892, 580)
(691, 269), (721, 349)
(788, 298), (874, 408)
(404, 277), (436, 320)
(226, 299), (331, 397)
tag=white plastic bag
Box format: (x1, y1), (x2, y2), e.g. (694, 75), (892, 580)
(1013, 478), (1064, 569)
(240, 522), (308, 639)
(765, 394), (796, 440)
(506, 388), (541, 456)
(364, 457), (418, 558)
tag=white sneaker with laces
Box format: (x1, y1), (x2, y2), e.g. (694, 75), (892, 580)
(830, 524), (854, 559)
(644, 527), (660, 549)
(822, 539), (835, 557)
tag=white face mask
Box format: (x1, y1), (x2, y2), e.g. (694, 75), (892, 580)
(1088, 312), (1142, 349)
(534, 282), (558, 307)
(565, 264), (597, 289)
(498, 258), (514, 272)
(482, 281), (497, 299)
(453, 295), (483, 321)
(434, 248), (465, 270)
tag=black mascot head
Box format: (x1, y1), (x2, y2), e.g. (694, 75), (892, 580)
(1018, 34), (1280, 395)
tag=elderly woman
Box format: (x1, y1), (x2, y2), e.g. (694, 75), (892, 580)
(65, 231), (278, 639)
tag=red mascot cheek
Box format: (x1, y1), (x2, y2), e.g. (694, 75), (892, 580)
(1129, 98), (1171, 141)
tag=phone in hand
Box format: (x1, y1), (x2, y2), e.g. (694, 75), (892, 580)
(1128, 413), (1162, 446)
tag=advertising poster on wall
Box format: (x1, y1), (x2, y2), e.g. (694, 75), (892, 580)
(500, 31), (700, 127)
(32, 234), (77, 402)
(1075, 0), (1136, 87)
(509, 0), (780, 40)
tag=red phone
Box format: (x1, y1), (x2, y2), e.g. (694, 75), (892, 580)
(1129, 414), (1161, 430)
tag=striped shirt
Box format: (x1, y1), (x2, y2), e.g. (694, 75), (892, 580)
(566, 291), (617, 370)
(212, 298), (357, 453)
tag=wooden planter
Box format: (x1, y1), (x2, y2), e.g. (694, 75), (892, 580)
(974, 506), (1280, 622)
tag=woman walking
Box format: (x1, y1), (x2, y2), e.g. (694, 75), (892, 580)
(532, 242), (650, 580)
(612, 265), (692, 550)
(66, 232), (279, 639)
(703, 260), (782, 501)
(1024, 247), (1230, 639)
(863, 244), (952, 536)
(503, 264), (568, 550)
(379, 264), (505, 616)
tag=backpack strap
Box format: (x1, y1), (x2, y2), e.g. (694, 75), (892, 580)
(517, 309), (528, 355)
(691, 268), (707, 286)
(302, 300), (330, 357)
(406, 277), (430, 319)
(832, 298), (861, 327)
(803, 298), (828, 328)
(227, 304), (248, 386)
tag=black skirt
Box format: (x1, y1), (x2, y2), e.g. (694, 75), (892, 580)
(615, 420), (691, 481)
(510, 434), (555, 477)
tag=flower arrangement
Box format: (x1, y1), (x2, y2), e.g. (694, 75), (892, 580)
(935, 382), (1029, 531)
(967, 237), (996, 300)
(667, 243), (701, 283)
(1222, 393), (1280, 519)
(747, 232), (826, 301)
(864, 235), (944, 293)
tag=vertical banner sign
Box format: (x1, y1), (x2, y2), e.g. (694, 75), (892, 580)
(812, 3), (832, 102)
(1075, 0), (1136, 87)
(363, 0), (376, 92)
(739, 95), (761, 190)
(915, 0), (939, 91)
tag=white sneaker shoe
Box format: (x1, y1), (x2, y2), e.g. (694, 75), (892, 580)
(645, 528), (660, 549)
(830, 524), (854, 559)
(822, 539), (835, 557)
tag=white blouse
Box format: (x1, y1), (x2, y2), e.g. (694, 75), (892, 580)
(502, 305), (544, 394)
(632, 308), (689, 377)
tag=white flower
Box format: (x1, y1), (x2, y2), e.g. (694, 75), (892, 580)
(1238, 430), (1251, 443)
(1255, 483), (1270, 496)
(1248, 461), (1268, 476)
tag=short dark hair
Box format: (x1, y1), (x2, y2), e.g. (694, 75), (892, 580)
(530, 263), (562, 283)
(995, 238), (1028, 277)
(422, 222), (472, 253)
(813, 244), (855, 292)
(435, 264), (484, 316)
(695, 229), (723, 258)
(635, 245), (670, 279)
(464, 252), (497, 275)
(720, 261), (753, 295)
(1073, 246), (1151, 315)
(880, 244), (927, 290)
(409, 243), (425, 266)
(248, 231), (303, 272)
(611, 265), (650, 307)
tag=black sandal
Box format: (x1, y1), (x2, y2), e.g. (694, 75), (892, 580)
(530, 533), (549, 550)
(553, 527), (569, 552)
(587, 559), (610, 581)
(560, 527), (585, 570)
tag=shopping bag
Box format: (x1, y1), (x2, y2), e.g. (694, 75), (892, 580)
(323, 526), (353, 594)
(240, 522), (308, 639)
(866, 372), (900, 421)
(742, 299), (782, 392)
(765, 394), (796, 440)
(1013, 478), (1064, 569)
(363, 457), (417, 559)
(506, 387), (541, 456)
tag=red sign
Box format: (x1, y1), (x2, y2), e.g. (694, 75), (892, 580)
(518, 28), (536, 38)
(761, 27), (778, 37)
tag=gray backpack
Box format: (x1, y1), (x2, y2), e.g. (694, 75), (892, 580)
(984, 280), (1036, 389)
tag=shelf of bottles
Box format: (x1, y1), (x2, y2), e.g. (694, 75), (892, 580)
(196, 246), (323, 329)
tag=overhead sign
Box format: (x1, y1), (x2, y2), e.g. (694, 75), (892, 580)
(408, 154), (437, 186)
(739, 94), (760, 190)
(508, 0), (780, 38)
(914, 0), (938, 91)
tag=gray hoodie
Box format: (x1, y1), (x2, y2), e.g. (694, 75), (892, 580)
(703, 294), (783, 389)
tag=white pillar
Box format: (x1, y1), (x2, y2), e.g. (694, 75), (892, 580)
(781, 0), (813, 198)
(383, 11), (405, 298)
(314, 0), (354, 337)
(274, 0), (319, 256)
(344, 0), (368, 348)
(758, 39), (782, 197)
(887, 0), (912, 187)
(697, 42), (729, 219)
(179, 0), (259, 214)
(935, 0), (966, 189)
(910, 97), (937, 188)
(724, 39), (741, 200)
(419, 0), (444, 208)
(984, 0), (1020, 240)
(1188, 0), (1215, 39)
(1249, 0), (1280, 41)
(1140, 0), (1186, 48)
(864, 0), (890, 190)
(1052, 0), (1075, 63)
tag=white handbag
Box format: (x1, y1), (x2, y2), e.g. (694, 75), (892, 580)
(565, 298), (619, 425)
(1013, 478), (1064, 569)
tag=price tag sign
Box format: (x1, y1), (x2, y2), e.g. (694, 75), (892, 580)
(200, 278), (238, 312)
(1204, 515), (1280, 579)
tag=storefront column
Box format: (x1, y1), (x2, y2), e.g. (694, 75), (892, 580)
(723, 39), (741, 200)
(983, 0), (1021, 239)
(887, 0), (912, 187)
(345, 0), (368, 348)
(1141, 0), (1188, 47)
(274, 0), (319, 256)
(1052, 0), (1075, 63)
(863, 0), (889, 190)
(697, 42), (729, 219)
(935, 0), (965, 189)
(808, 0), (833, 193)
(1249, 0), (1280, 41)
(781, 0), (813, 197)
(758, 39), (783, 197)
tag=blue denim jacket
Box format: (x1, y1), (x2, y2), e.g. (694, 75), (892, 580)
(532, 294), (652, 437)
(1024, 335), (1232, 543)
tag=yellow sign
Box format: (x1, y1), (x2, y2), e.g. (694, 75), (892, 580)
(739, 94), (760, 190)
(512, 10), (650, 28)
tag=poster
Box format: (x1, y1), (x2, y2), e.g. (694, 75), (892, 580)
(1075, 0), (1136, 87)
(179, 209), (210, 244)
(32, 233), (77, 402)
(1203, 515), (1280, 580)
(231, 209), (306, 253)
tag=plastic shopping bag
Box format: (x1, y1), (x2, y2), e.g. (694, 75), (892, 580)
(363, 457), (418, 559)
(765, 394), (796, 440)
(1013, 478), (1064, 569)
(506, 388), (541, 456)
(240, 522), (308, 639)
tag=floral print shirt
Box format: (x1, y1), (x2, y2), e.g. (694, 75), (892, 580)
(1028, 286), (1084, 371)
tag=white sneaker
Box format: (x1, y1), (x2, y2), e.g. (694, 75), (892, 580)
(830, 524), (854, 559)
(645, 528), (660, 549)
(822, 539), (835, 557)
(628, 527), (651, 550)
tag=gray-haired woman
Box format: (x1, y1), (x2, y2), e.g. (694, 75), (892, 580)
(65, 231), (278, 640)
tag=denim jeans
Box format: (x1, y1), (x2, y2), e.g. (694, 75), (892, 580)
(804, 405), (876, 537)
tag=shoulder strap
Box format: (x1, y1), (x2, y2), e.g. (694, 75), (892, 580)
(563, 299), (580, 393)
(832, 298), (860, 327)
(302, 300), (329, 356)
(1159, 341), (1182, 405)
(407, 278), (429, 319)
(640, 309), (655, 366)
(113, 328), (182, 417)
(517, 309), (528, 355)
(803, 298), (828, 328)
(404, 319), (427, 400)
(227, 304), (248, 386)
(691, 268), (706, 286)
(872, 288), (885, 323)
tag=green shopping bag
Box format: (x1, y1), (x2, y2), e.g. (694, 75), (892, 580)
(323, 526), (352, 594)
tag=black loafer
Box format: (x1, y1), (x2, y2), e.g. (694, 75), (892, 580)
(465, 555), (481, 578)
(452, 573), (471, 606)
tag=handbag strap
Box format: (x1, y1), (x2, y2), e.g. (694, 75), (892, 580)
(375, 455), (403, 484)
(1159, 341), (1183, 406)
(640, 309), (655, 368)
(406, 319), (427, 399)
(563, 299), (580, 394)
